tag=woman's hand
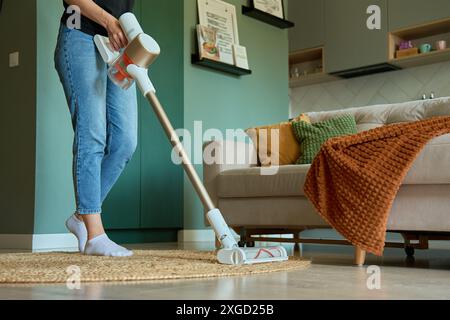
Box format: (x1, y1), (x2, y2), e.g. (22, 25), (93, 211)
(105, 15), (128, 51)
(64, 1), (129, 51)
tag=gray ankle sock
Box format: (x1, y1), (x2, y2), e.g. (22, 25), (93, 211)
(84, 234), (133, 257)
(65, 214), (88, 253)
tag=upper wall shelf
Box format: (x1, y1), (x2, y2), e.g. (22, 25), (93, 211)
(191, 54), (252, 76)
(389, 17), (450, 68)
(289, 72), (339, 88)
(391, 48), (450, 69)
(242, 6), (295, 29)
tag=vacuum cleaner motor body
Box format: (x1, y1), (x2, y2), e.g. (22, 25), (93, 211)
(94, 13), (160, 90)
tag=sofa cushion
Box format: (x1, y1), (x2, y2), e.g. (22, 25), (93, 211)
(246, 114), (311, 166)
(292, 114), (358, 164)
(306, 97), (450, 130)
(404, 134), (450, 184)
(217, 165), (311, 198)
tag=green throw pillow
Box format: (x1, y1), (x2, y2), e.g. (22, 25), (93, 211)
(292, 114), (357, 164)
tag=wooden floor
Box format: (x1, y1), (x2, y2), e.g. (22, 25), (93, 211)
(1, 242), (450, 300)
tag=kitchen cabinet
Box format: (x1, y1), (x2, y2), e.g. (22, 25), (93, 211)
(389, 0), (450, 31)
(324, 0), (388, 74)
(289, 0), (324, 52)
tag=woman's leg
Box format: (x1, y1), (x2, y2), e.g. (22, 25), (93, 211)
(55, 25), (106, 251)
(80, 78), (138, 257)
(55, 25), (132, 256)
(100, 77), (138, 202)
(83, 81), (138, 255)
(55, 26), (107, 216)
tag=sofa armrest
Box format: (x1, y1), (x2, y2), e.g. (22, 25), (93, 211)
(203, 140), (258, 208)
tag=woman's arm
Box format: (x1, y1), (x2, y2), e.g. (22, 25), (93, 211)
(64, 0), (127, 51)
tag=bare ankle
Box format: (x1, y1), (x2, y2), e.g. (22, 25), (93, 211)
(80, 213), (106, 240)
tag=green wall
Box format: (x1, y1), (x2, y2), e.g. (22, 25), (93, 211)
(0, 0), (37, 234)
(34, 0), (75, 234)
(183, 0), (290, 229)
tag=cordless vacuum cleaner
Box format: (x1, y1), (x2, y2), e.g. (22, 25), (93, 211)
(94, 13), (288, 265)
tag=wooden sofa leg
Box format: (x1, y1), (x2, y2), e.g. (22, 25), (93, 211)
(355, 247), (366, 266)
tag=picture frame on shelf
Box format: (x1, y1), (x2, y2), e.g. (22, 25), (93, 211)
(252, 0), (285, 20)
(197, 0), (240, 65)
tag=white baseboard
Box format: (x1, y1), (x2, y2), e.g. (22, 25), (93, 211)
(0, 234), (78, 251)
(32, 234), (78, 251)
(178, 229), (216, 243)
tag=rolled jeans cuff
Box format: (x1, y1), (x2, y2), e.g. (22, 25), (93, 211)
(77, 208), (102, 215)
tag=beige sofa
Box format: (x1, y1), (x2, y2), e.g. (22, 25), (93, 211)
(203, 98), (450, 265)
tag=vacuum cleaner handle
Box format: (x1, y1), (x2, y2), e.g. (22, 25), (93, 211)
(127, 65), (214, 210)
(93, 13), (241, 253)
(146, 90), (216, 211)
(127, 65), (238, 249)
(140, 84), (289, 263)
(127, 65), (155, 96)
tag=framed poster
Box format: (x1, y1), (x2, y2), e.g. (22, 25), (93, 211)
(197, 0), (240, 65)
(252, 0), (285, 19)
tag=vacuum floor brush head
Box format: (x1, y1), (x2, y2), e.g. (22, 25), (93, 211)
(218, 246), (289, 265)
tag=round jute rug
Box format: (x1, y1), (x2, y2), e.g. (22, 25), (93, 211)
(0, 250), (310, 284)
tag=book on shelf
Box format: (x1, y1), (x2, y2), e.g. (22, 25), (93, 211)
(232, 44), (250, 70)
(197, 24), (221, 62)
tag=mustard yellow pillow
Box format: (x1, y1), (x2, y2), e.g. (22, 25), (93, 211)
(246, 114), (311, 166)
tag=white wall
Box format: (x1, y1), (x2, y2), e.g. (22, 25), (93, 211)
(290, 61), (450, 117)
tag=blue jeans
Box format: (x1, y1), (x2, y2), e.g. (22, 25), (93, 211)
(54, 25), (138, 215)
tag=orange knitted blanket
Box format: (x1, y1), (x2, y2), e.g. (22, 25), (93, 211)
(304, 116), (450, 256)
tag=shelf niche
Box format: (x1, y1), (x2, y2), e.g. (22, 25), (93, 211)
(289, 47), (338, 88)
(389, 17), (450, 68)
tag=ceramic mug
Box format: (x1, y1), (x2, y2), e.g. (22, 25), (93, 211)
(436, 40), (447, 51)
(419, 43), (432, 54)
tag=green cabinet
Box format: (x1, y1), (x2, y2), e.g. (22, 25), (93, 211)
(324, 0), (388, 73)
(289, 0), (325, 52)
(138, 0), (184, 229)
(102, 148), (142, 229)
(103, 0), (184, 233)
(389, 0), (450, 31)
